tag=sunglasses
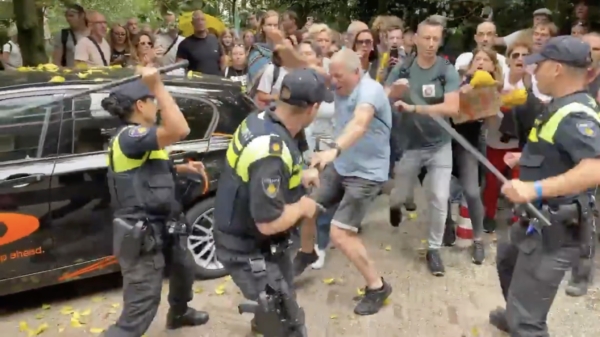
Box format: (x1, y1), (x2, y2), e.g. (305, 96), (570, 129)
(138, 41), (153, 47)
(356, 39), (373, 46)
(113, 32), (126, 37)
(510, 52), (529, 59)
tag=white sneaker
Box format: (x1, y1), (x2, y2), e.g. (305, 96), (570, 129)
(311, 246), (326, 269)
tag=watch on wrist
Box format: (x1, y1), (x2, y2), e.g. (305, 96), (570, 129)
(333, 143), (342, 157)
(412, 105), (419, 113)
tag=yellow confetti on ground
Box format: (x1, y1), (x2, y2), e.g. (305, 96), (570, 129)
(420, 239), (427, 244)
(58, 326), (65, 333)
(91, 296), (104, 303)
(356, 288), (365, 296)
(28, 323), (48, 337)
(34, 313), (44, 319)
(384, 245), (391, 251)
(108, 309), (117, 314)
(383, 298), (391, 305)
(19, 321), (29, 332)
(49, 76), (65, 83)
(471, 326), (480, 336)
(194, 287), (204, 294)
(323, 278), (335, 285)
(329, 314), (338, 319)
(81, 309), (92, 316)
(72, 311), (81, 320)
(90, 328), (104, 334)
(215, 285), (226, 295)
(70, 317), (84, 328)
(408, 212), (417, 219)
(41, 304), (51, 310)
(111, 303), (120, 308)
(60, 306), (74, 315)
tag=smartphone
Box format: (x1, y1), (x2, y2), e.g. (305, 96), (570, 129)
(390, 48), (399, 59)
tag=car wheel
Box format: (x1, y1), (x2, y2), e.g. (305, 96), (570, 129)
(185, 197), (228, 279)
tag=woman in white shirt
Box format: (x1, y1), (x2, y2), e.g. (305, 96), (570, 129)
(2, 26), (22, 70)
(482, 40), (532, 232)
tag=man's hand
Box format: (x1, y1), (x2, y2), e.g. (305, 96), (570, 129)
(311, 149), (337, 171)
(137, 66), (162, 91)
(459, 84), (474, 94)
(301, 167), (320, 188)
(501, 179), (537, 203)
(177, 161), (205, 175)
(299, 196), (318, 219)
(388, 79), (409, 99)
(154, 46), (166, 57)
(393, 99), (415, 112)
(504, 152), (521, 168)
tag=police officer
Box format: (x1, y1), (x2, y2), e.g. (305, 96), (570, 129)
(491, 36), (600, 336)
(214, 68), (332, 335)
(101, 67), (209, 337)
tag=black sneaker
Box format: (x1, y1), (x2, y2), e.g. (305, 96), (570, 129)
(426, 249), (445, 276)
(404, 201), (417, 212)
(472, 240), (485, 265)
(443, 220), (456, 247)
(489, 307), (510, 333)
(293, 251), (318, 277)
(390, 207), (402, 227)
(166, 307), (209, 329)
(354, 278), (392, 315)
(483, 217), (497, 233)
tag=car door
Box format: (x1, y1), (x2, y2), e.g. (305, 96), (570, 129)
(0, 93), (64, 281)
(49, 92), (120, 279)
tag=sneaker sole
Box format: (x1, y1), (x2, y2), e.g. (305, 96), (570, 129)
(353, 285), (393, 316)
(443, 241), (456, 247)
(472, 257), (485, 265)
(432, 271), (445, 277)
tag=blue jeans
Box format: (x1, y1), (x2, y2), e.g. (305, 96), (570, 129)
(317, 204), (338, 250)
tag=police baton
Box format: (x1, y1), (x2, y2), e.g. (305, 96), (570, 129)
(430, 115), (552, 226)
(5, 60), (190, 116)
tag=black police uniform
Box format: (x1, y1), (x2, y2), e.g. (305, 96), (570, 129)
(492, 36), (600, 336)
(214, 69), (333, 336)
(103, 81), (207, 337)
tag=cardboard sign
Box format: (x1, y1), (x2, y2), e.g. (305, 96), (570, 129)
(454, 86), (502, 124)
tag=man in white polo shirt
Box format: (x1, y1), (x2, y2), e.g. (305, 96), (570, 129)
(455, 21), (508, 75)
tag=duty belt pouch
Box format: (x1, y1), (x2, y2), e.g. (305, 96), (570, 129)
(137, 173), (175, 214)
(113, 218), (145, 261)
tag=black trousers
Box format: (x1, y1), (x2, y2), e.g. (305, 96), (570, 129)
(104, 221), (195, 337)
(496, 224), (579, 337)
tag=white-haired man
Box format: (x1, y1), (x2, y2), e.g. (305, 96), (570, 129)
(294, 48), (393, 316)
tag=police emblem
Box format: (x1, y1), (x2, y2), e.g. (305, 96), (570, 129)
(576, 122), (596, 137)
(129, 126), (149, 137)
(280, 86), (291, 99)
(262, 177), (281, 198)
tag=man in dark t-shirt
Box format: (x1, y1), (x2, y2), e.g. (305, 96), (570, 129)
(176, 10), (223, 75)
(583, 33), (600, 101)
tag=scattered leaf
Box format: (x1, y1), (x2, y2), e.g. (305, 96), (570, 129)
(111, 303), (120, 308)
(35, 313), (44, 319)
(194, 287), (204, 294)
(90, 328), (104, 334)
(383, 298), (391, 305)
(384, 245), (391, 251)
(28, 323), (48, 337)
(72, 311), (81, 320)
(58, 326), (65, 333)
(224, 275), (232, 281)
(60, 306), (74, 315)
(323, 278), (336, 285)
(356, 288), (365, 296)
(81, 309), (92, 316)
(408, 212), (417, 220)
(70, 317), (84, 328)
(215, 285), (226, 295)
(41, 304), (51, 310)
(329, 314), (338, 319)
(471, 326), (480, 337)
(19, 321), (29, 332)
(76, 72), (89, 79)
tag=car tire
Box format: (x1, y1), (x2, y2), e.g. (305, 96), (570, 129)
(185, 197), (228, 279)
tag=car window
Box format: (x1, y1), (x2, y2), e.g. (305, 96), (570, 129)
(0, 95), (63, 162)
(175, 96), (216, 141)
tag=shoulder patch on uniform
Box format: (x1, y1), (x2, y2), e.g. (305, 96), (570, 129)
(576, 122), (597, 137)
(261, 177), (280, 198)
(129, 126), (149, 138)
(269, 136), (283, 155)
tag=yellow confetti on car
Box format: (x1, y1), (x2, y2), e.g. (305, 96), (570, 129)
(215, 284), (226, 295)
(49, 76), (65, 83)
(77, 72), (89, 79)
(70, 317), (84, 328)
(90, 328), (104, 334)
(108, 308), (117, 314)
(19, 321), (29, 332)
(323, 278), (335, 285)
(384, 245), (391, 251)
(41, 304), (51, 310)
(81, 309), (92, 316)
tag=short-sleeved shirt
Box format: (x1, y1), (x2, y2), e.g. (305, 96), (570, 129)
(333, 75), (392, 182)
(2, 41), (22, 69)
(155, 33), (185, 66)
(390, 58), (461, 150)
(74, 37), (111, 67)
(257, 64), (288, 95)
(52, 28), (89, 67)
(114, 124), (173, 170)
(454, 51), (509, 76)
(176, 34), (222, 75)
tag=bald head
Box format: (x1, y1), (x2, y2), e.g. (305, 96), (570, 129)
(192, 10), (206, 33)
(475, 21), (497, 47)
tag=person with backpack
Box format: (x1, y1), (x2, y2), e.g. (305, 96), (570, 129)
(385, 17), (461, 277)
(2, 25), (22, 71)
(74, 11), (111, 68)
(52, 4), (89, 68)
(155, 19), (185, 67)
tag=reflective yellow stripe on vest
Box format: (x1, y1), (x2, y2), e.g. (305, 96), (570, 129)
(528, 102), (600, 143)
(226, 133), (302, 189)
(107, 126), (170, 173)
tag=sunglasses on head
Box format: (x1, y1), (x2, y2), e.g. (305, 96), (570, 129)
(510, 52), (529, 59)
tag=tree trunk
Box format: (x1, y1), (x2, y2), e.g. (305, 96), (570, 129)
(14, 0), (47, 66)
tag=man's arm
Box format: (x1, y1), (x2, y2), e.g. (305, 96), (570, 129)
(74, 40), (89, 67)
(248, 156), (310, 235)
(495, 30), (522, 47)
(334, 82), (379, 151)
(535, 114), (600, 197)
(415, 65), (460, 117)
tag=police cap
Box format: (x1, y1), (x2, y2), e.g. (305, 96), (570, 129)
(279, 68), (334, 108)
(110, 80), (155, 107)
(524, 35), (592, 68)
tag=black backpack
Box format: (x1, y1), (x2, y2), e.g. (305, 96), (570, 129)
(60, 29), (77, 67)
(247, 63), (280, 98)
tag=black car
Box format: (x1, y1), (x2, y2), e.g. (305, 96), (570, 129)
(0, 68), (254, 296)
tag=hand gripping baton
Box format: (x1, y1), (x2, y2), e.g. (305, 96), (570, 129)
(430, 115), (551, 226)
(4, 60), (190, 116)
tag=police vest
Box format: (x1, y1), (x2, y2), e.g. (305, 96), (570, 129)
(520, 96), (600, 187)
(214, 111), (304, 249)
(107, 125), (175, 219)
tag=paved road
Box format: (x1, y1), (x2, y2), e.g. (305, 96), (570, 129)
(1, 192), (599, 337)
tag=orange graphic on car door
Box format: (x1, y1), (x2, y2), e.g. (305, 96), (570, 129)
(0, 213), (40, 246)
(58, 255), (118, 281)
